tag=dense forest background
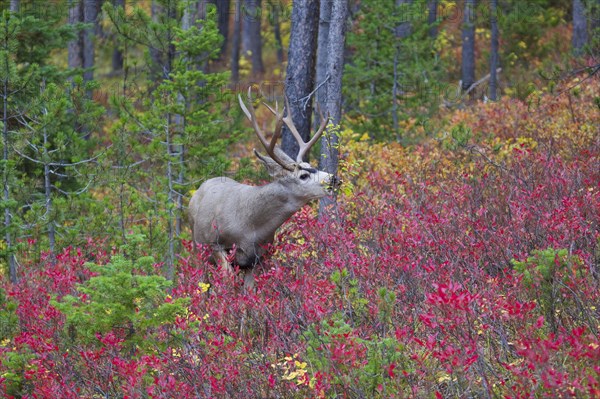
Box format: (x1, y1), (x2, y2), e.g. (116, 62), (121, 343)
(0, 0), (599, 397)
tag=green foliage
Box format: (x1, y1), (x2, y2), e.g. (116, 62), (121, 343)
(331, 268), (368, 321)
(53, 255), (189, 352)
(343, 0), (445, 141)
(303, 314), (412, 396)
(512, 248), (585, 332)
(102, 2), (237, 260)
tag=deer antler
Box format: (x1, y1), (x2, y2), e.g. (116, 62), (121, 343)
(238, 88), (295, 172)
(280, 96), (330, 163)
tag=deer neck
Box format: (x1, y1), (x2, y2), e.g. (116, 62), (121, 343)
(250, 180), (307, 232)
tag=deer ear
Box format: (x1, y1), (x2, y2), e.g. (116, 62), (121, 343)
(254, 149), (289, 177)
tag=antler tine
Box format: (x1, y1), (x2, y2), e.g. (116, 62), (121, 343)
(282, 96), (330, 163)
(281, 96), (310, 163)
(239, 88), (294, 171)
(262, 100), (284, 154)
(298, 104), (330, 162)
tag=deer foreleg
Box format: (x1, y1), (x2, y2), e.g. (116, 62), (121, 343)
(214, 250), (234, 274)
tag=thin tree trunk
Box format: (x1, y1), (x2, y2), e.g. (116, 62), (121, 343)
(489, 0), (499, 101)
(428, 0), (438, 39)
(272, 2), (284, 64)
(82, 0), (98, 83)
(322, 0), (348, 159)
(243, 0), (264, 75)
(319, 0), (348, 214)
(150, 0), (164, 80)
(111, 0), (125, 73)
(313, 0), (331, 131)
(210, 0), (230, 56)
(68, 0), (83, 70)
(231, 0), (242, 83)
(395, 0), (413, 39)
(281, 0), (319, 160)
(42, 117), (55, 253)
(572, 0), (589, 55)
(461, 0), (476, 93)
(2, 18), (16, 283)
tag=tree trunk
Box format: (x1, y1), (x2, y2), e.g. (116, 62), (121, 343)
(321, 0), (348, 168)
(395, 0), (413, 39)
(272, 2), (284, 64)
(243, 0), (264, 75)
(461, 0), (476, 92)
(592, 0), (600, 32)
(2, 30), (16, 282)
(10, 0), (19, 13)
(313, 0), (332, 131)
(210, 0), (230, 56)
(281, 0), (319, 160)
(428, 0), (438, 39)
(82, 0), (98, 83)
(111, 0), (125, 73)
(231, 0), (242, 83)
(319, 0), (348, 214)
(150, 0), (164, 80)
(68, 0), (83, 70)
(572, 0), (588, 55)
(489, 0), (499, 101)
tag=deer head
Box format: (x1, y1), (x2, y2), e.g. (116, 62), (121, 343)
(188, 90), (340, 287)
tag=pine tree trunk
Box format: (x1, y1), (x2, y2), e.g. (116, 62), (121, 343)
(243, 0), (264, 75)
(314, 0), (331, 130)
(231, 0), (242, 83)
(428, 0), (438, 39)
(111, 0), (125, 73)
(461, 0), (476, 93)
(68, 0), (83, 70)
(572, 0), (589, 55)
(211, 0), (230, 56)
(281, 0), (319, 160)
(272, 3), (284, 64)
(150, 0), (164, 80)
(489, 0), (499, 101)
(83, 0), (98, 83)
(1, 17), (16, 282)
(395, 0), (413, 39)
(319, 0), (348, 214)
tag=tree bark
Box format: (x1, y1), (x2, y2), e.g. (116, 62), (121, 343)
(461, 0), (476, 92)
(428, 0), (438, 39)
(68, 0), (83, 70)
(271, 2), (284, 64)
(150, 0), (164, 80)
(231, 0), (242, 83)
(395, 0), (413, 39)
(213, 0), (230, 56)
(321, 0), (348, 164)
(111, 0), (125, 73)
(82, 0), (98, 83)
(242, 0), (264, 75)
(489, 0), (499, 101)
(313, 0), (332, 131)
(10, 0), (19, 13)
(572, 0), (589, 55)
(319, 0), (348, 214)
(281, 0), (319, 160)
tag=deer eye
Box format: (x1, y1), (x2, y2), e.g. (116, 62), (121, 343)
(299, 173), (310, 181)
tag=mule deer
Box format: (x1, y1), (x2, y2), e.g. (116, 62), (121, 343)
(189, 91), (340, 286)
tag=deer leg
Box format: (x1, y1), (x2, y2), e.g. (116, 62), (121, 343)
(243, 268), (255, 290)
(214, 250), (234, 275)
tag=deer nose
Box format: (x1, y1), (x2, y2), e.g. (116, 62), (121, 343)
(329, 175), (342, 190)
